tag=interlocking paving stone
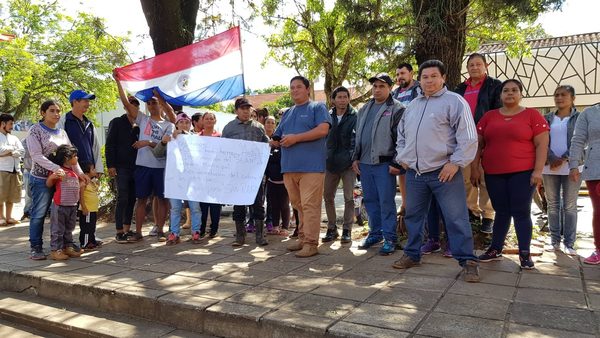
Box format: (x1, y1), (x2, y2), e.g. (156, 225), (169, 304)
(510, 302), (596, 334)
(335, 269), (398, 286)
(226, 286), (302, 308)
(518, 273), (583, 292)
(343, 302), (427, 332)
(327, 321), (410, 338)
(174, 263), (233, 280)
(215, 268), (283, 285)
(477, 258), (521, 273)
(434, 293), (510, 320)
(278, 293), (358, 319)
(179, 280), (250, 300)
(582, 267), (600, 280)
(105, 269), (167, 285)
(261, 274), (332, 292)
(141, 274), (206, 291)
(585, 279), (600, 294)
(366, 286), (443, 311)
(588, 292), (600, 310)
(515, 287), (587, 308)
(248, 258), (308, 273)
(402, 262), (463, 278)
(417, 312), (504, 338)
(388, 274), (455, 291)
(310, 280), (380, 302)
(448, 280), (516, 300)
(506, 323), (596, 338)
(478, 270), (519, 286)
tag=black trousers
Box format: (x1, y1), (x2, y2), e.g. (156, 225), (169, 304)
(79, 211), (98, 246)
(114, 167), (136, 231)
(233, 179), (265, 222)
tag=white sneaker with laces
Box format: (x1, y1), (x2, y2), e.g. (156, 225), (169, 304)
(563, 245), (577, 256)
(544, 243), (561, 252)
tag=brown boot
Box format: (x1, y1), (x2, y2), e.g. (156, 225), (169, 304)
(232, 221), (246, 247)
(295, 244), (318, 258)
(50, 250), (69, 260)
(64, 246), (82, 258)
(287, 240), (303, 251)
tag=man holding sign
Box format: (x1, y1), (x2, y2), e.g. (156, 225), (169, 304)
(222, 98), (270, 246)
(271, 76), (332, 258)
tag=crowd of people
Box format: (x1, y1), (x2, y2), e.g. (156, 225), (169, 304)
(1, 55), (599, 283)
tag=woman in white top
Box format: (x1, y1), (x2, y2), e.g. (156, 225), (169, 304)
(542, 85), (581, 255)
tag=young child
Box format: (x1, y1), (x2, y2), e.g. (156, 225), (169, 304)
(79, 163), (100, 250)
(47, 145), (83, 260)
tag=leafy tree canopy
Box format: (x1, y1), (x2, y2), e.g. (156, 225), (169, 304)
(0, 0), (130, 120)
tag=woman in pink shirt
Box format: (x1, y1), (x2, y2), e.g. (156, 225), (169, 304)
(199, 112), (222, 237)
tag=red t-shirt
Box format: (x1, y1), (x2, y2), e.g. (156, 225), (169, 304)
(463, 76), (485, 116)
(53, 167), (80, 206)
(477, 108), (549, 174)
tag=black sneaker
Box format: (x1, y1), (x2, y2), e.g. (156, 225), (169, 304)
(519, 252), (535, 270)
(481, 218), (494, 233)
(126, 232), (143, 242)
(30, 246), (46, 260)
(115, 233), (129, 244)
(478, 249), (503, 262)
(20, 213), (30, 222)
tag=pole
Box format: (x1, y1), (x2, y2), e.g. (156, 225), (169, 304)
(237, 24), (246, 96)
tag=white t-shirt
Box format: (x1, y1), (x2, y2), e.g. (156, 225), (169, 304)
(543, 115), (582, 175)
(135, 114), (174, 168)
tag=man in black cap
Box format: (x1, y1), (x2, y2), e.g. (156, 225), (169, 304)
(352, 73), (405, 256)
(222, 97), (270, 246)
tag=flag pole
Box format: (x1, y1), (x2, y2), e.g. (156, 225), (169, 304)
(237, 24), (246, 96)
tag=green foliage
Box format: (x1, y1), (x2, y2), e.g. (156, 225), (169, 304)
(253, 84), (288, 94)
(261, 92), (293, 117)
(261, 0), (378, 104)
(0, 0), (130, 121)
(465, 0), (555, 56)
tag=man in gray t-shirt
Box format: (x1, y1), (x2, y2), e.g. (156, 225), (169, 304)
(114, 77), (175, 242)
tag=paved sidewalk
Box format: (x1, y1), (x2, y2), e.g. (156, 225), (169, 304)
(1, 189), (599, 337)
(1, 213), (599, 337)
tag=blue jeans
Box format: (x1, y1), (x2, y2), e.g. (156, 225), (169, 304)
(426, 197), (446, 241)
(359, 163), (398, 243)
(404, 169), (476, 265)
(485, 170), (535, 253)
(29, 175), (53, 248)
(169, 199), (201, 235)
(542, 174), (581, 248)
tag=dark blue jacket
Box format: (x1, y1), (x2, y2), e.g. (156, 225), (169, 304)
(454, 76), (502, 124)
(61, 112), (102, 172)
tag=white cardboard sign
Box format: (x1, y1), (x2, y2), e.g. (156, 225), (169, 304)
(164, 135), (270, 205)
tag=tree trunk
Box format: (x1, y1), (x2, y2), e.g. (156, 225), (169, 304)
(140, 0), (199, 55)
(411, 0), (469, 90)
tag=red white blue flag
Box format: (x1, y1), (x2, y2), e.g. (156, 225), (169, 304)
(114, 27), (244, 106)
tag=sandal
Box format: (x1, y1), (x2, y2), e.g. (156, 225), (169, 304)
(0, 218), (6, 226)
(269, 227), (289, 236)
(7, 219), (20, 225)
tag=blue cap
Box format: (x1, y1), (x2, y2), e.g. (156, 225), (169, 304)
(69, 90), (96, 103)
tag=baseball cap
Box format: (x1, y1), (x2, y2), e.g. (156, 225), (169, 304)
(175, 112), (191, 124)
(234, 97), (252, 109)
(69, 90), (96, 103)
(368, 73), (394, 86)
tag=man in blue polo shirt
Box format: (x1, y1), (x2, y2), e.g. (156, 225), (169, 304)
(60, 90), (103, 175)
(271, 75), (331, 258)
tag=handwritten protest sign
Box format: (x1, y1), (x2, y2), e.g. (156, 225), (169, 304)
(164, 135), (270, 205)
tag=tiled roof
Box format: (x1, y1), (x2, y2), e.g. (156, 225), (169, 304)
(476, 32), (600, 54)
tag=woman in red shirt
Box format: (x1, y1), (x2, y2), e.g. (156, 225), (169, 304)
(471, 79), (549, 269)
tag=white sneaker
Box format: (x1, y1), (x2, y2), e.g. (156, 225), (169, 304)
(563, 246), (577, 256)
(544, 243), (561, 252)
(148, 225), (158, 236)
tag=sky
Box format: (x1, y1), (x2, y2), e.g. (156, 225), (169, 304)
(59, 0), (599, 91)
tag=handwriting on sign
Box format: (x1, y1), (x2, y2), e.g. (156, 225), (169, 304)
(164, 135), (270, 205)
